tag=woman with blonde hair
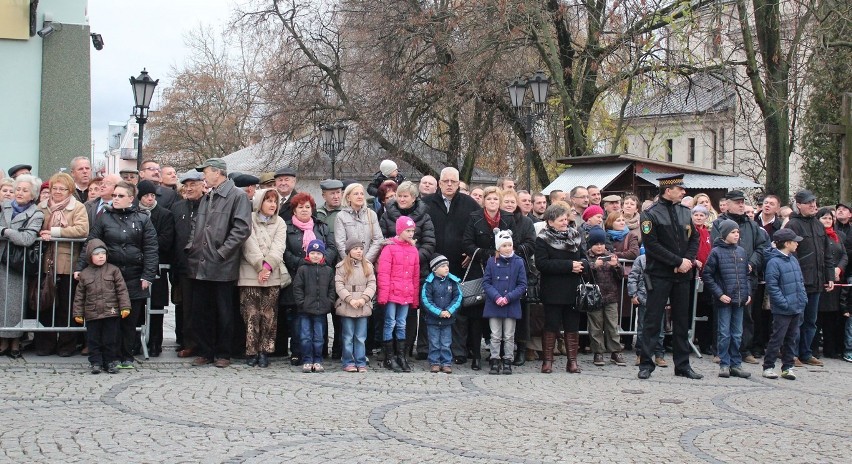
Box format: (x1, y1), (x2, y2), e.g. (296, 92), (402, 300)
(36, 172), (89, 356)
(693, 193), (719, 222)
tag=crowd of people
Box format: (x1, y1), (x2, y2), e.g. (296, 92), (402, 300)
(1, 158), (851, 381)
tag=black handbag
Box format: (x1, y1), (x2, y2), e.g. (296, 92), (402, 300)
(575, 273), (603, 313)
(460, 249), (485, 307)
(1, 241), (41, 276)
(521, 253), (540, 303)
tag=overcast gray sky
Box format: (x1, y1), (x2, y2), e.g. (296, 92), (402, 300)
(88, 0), (237, 164)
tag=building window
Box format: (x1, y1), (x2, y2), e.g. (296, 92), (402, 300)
(666, 139), (673, 162)
(688, 138), (695, 164)
(719, 128), (725, 161)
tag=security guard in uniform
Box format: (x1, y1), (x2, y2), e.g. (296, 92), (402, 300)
(638, 174), (702, 380)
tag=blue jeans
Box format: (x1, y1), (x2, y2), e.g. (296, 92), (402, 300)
(635, 304), (665, 358)
(341, 317), (368, 368)
(299, 314), (326, 364)
(716, 304), (744, 368)
(797, 292), (821, 360)
(427, 323), (453, 366)
(383, 302), (409, 342)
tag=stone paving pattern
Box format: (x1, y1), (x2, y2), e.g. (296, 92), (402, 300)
(1, 347), (850, 463)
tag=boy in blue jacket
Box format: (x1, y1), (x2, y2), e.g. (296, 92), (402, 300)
(763, 229), (808, 380)
(703, 220), (752, 379)
(421, 255), (462, 374)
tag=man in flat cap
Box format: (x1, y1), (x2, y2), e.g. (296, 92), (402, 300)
(185, 158), (252, 368)
(274, 167), (298, 221)
(7, 164), (32, 179)
(784, 189), (835, 367)
(171, 170), (206, 358)
(258, 172), (275, 189)
(638, 174), (702, 380)
(710, 189), (769, 365)
(602, 194), (622, 218)
(119, 168), (139, 185)
(316, 179), (344, 233)
(230, 172), (260, 200)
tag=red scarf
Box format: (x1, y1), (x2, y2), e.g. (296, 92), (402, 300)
(484, 209), (500, 230)
(826, 226), (839, 243)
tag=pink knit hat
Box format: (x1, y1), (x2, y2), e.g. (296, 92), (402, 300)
(582, 205), (604, 222)
(396, 215), (416, 235)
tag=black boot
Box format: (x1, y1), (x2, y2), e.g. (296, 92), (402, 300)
(502, 359), (513, 375)
(513, 344), (526, 366)
(489, 358), (501, 375)
(391, 339), (404, 373)
(383, 341), (395, 370)
(258, 353), (269, 368)
(471, 358), (482, 371)
(400, 342), (412, 372)
(246, 354), (259, 367)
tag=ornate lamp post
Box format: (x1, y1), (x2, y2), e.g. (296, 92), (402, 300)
(321, 121), (348, 179)
(507, 70), (550, 190)
(129, 69), (159, 172)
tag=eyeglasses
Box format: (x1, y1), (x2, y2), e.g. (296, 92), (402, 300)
(112, 194), (128, 199)
(51, 186), (69, 192)
(440, 179), (459, 185)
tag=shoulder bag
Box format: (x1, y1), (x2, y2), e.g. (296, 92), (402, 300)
(575, 271), (603, 313)
(460, 248), (485, 307)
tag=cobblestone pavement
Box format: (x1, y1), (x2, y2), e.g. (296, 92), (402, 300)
(1, 342), (850, 463)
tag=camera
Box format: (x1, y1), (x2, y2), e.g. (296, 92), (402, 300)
(37, 23), (54, 38)
(90, 33), (104, 50)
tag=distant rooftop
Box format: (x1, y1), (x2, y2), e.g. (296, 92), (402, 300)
(623, 72), (736, 119)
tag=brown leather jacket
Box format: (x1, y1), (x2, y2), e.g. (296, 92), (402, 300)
(73, 239), (132, 321)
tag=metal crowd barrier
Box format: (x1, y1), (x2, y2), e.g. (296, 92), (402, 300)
(1, 237), (153, 358)
(537, 257), (704, 358)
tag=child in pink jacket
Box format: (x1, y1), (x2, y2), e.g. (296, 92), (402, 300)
(377, 216), (420, 372)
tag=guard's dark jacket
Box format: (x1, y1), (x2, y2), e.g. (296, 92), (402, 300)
(640, 197), (698, 281)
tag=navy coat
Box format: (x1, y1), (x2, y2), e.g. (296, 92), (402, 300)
(764, 248), (807, 316)
(482, 254), (527, 319)
(702, 239), (751, 305)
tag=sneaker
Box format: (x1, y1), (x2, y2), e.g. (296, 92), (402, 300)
(719, 366), (730, 378)
(441, 366), (452, 374)
(90, 363), (101, 375)
(593, 353), (605, 366)
(343, 365), (358, 373)
(357, 366), (368, 373)
(762, 368), (778, 379)
(843, 353), (852, 363)
(302, 363), (313, 373)
(118, 360), (135, 369)
(729, 366), (751, 378)
(611, 352), (626, 367)
(743, 355), (760, 364)
(313, 363), (324, 373)
(430, 365), (441, 373)
(712, 356), (720, 364)
(106, 362), (120, 374)
(781, 368), (796, 380)
(803, 357), (824, 367)
(654, 357), (668, 368)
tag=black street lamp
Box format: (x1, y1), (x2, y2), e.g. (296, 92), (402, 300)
(507, 70), (550, 190)
(129, 68), (159, 172)
(321, 121), (348, 179)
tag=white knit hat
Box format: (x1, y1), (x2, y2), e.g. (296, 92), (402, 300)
(380, 159), (398, 177)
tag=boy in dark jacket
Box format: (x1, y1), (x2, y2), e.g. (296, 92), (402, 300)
(763, 229), (808, 380)
(421, 255), (462, 373)
(703, 220), (752, 379)
(293, 239), (336, 373)
(73, 239), (132, 374)
(586, 227), (626, 367)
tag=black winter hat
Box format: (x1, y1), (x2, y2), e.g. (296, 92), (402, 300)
(136, 180), (158, 200)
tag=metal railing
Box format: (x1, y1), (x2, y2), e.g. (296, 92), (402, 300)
(1, 237), (156, 358)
